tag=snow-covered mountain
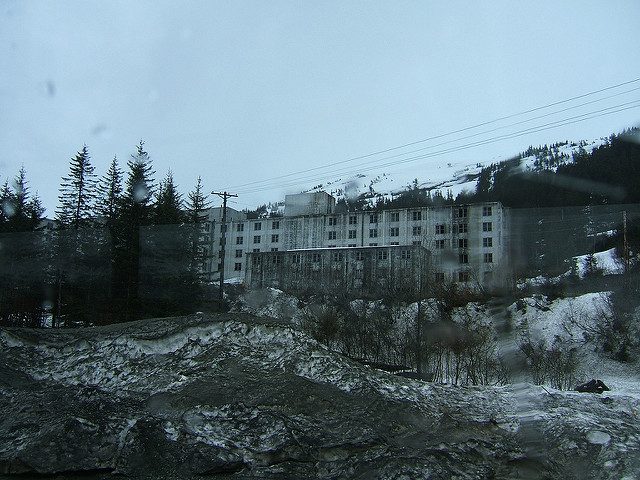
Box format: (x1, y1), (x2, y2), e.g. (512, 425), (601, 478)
(298, 137), (610, 207)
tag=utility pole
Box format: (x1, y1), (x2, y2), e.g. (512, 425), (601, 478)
(212, 191), (238, 301)
(623, 210), (629, 276)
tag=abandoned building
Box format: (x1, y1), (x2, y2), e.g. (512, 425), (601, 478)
(202, 191), (510, 291)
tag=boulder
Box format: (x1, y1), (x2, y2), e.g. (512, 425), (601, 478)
(575, 379), (610, 394)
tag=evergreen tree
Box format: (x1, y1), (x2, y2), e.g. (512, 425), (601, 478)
(96, 156), (123, 227)
(26, 194), (45, 230)
(0, 180), (13, 232)
(154, 170), (183, 225)
(56, 145), (97, 229)
(116, 140), (156, 321)
(7, 167), (34, 232)
(186, 176), (210, 224)
(121, 141), (155, 225)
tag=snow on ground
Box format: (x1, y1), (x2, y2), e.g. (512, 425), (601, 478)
(517, 247), (624, 289)
(573, 248), (625, 277)
(500, 292), (640, 396)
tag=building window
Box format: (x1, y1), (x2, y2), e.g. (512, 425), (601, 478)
(459, 253), (469, 264)
(412, 211), (422, 221)
(328, 217), (337, 226)
(455, 207), (468, 218)
(252, 256), (261, 266)
(234, 263), (242, 271)
(348, 230), (357, 239)
(292, 253), (301, 264)
(272, 220), (280, 229)
(436, 224), (446, 235)
(253, 235), (261, 243)
(328, 245), (336, 248)
(457, 223), (468, 234)
(254, 222), (261, 231)
(412, 240), (421, 246)
(377, 250), (388, 260)
(237, 223), (244, 232)
(369, 228), (378, 238)
(328, 231), (337, 240)
(235, 249), (243, 258)
(435, 239), (446, 249)
(273, 255), (282, 264)
(482, 206), (492, 216)
(390, 212), (400, 222)
(348, 243), (356, 247)
(435, 272), (445, 282)
(401, 249), (411, 259)
(236, 237), (243, 245)
(458, 238), (468, 249)
(221, 224), (227, 232)
(389, 227), (399, 237)
(217, 262), (223, 271)
(349, 215), (357, 225)
(369, 243), (378, 246)
(483, 222), (493, 232)
(271, 247), (278, 252)
(412, 226), (422, 236)
(356, 251), (365, 261)
(390, 241), (399, 245)
(458, 271), (470, 282)
(271, 234), (279, 243)
(369, 213), (378, 223)
(484, 253), (493, 263)
(312, 253), (321, 263)
(483, 237), (493, 248)
(332, 251), (343, 262)
(253, 248), (260, 253)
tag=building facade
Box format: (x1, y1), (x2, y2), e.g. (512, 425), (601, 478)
(202, 192), (510, 290)
(245, 245), (431, 295)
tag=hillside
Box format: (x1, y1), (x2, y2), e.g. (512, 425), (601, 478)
(240, 129), (637, 216)
(2, 312), (640, 478)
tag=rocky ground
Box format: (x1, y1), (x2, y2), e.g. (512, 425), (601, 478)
(1, 313), (639, 479)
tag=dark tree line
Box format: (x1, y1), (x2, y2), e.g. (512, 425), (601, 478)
(0, 142), (212, 327)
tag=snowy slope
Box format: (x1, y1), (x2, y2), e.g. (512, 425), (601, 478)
(2, 312), (640, 478)
(293, 136), (610, 208)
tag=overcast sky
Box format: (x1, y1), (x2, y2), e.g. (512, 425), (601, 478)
(1, 1), (639, 214)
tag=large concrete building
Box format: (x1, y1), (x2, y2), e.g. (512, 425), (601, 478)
(202, 192), (510, 291)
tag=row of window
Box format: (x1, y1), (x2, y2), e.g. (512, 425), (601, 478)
(325, 206), (492, 225)
(236, 234), (280, 245)
(233, 222), (493, 245)
(235, 220), (281, 233)
(227, 207), (494, 234)
(459, 253), (493, 264)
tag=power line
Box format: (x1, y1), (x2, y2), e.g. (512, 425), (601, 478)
(229, 77), (640, 191)
(238, 100), (640, 193)
(235, 100), (640, 194)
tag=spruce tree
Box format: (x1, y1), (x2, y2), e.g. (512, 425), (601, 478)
(186, 176), (210, 224)
(7, 167), (34, 232)
(26, 194), (45, 230)
(116, 141), (156, 320)
(186, 176), (211, 279)
(0, 180), (13, 232)
(154, 171), (183, 225)
(56, 145), (97, 229)
(96, 156), (123, 228)
(122, 141), (155, 225)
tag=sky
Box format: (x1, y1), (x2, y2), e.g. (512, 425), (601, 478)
(1, 0), (639, 215)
